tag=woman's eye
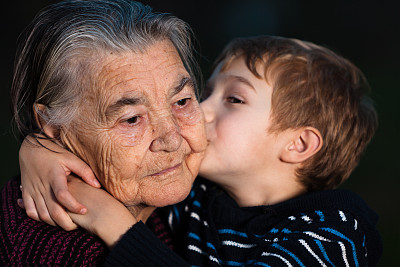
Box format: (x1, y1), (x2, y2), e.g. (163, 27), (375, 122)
(175, 98), (191, 107)
(125, 116), (140, 125)
(226, 96), (244, 104)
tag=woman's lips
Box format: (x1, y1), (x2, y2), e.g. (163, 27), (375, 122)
(150, 163), (182, 176)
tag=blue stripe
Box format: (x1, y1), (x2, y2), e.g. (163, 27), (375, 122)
(321, 228), (359, 267)
(221, 261), (243, 266)
(315, 239), (335, 267)
(254, 262), (272, 267)
(190, 190), (195, 198)
(173, 205), (180, 223)
(218, 229), (249, 237)
(315, 210), (325, 222)
(188, 232), (200, 241)
(221, 259), (268, 266)
(207, 242), (217, 251)
(272, 243), (305, 267)
(193, 200), (201, 207)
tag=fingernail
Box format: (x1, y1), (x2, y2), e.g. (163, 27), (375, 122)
(17, 199), (23, 206)
(93, 179), (101, 187)
(80, 208), (87, 214)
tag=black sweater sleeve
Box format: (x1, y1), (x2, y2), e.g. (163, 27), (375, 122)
(104, 222), (189, 267)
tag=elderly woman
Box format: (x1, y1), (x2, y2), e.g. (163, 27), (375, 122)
(0, 0), (206, 265)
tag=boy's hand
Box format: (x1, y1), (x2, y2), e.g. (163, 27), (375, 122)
(67, 176), (137, 248)
(18, 135), (101, 231)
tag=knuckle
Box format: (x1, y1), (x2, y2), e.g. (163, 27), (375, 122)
(64, 223), (78, 231)
(50, 207), (65, 222)
(55, 189), (69, 203)
(39, 213), (52, 224)
(26, 209), (39, 221)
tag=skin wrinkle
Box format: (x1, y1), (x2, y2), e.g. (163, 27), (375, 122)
(58, 40), (206, 217)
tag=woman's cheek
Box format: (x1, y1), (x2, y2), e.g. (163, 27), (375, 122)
(175, 102), (207, 154)
(113, 121), (147, 147)
(174, 101), (204, 127)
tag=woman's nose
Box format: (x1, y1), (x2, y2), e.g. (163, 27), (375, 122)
(149, 115), (182, 152)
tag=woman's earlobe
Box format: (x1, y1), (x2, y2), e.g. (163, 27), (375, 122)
(282, 127), (323, 164)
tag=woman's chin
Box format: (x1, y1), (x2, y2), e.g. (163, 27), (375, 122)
(147, 179), (193, 207)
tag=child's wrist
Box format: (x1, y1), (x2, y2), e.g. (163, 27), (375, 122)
(96, 214), (137, 248)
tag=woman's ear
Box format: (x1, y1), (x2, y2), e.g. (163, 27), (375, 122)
(281, 127), (323, 164)
(33, 103), (59, 138)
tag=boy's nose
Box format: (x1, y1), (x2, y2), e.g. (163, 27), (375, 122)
(200, 98), (214, 124)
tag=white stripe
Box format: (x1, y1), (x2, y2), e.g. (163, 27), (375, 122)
(188, 244), (204, 255)
(200, 184), (207, 191)
(354, 219), (358, 230)
(303, 231), (332, 242)
(190, 212), (200, 221)
(339, 210), (347, 221)
(209, 255), (220, 264)
(168, 211), (173, 230)
(222, 240), (256, 248)
(262, 252), (293, 267)
(189, 245), (220, 264)
(301, 215), (312, 223)
(338, 241), (350, 267)
(299, 239), (327, 267)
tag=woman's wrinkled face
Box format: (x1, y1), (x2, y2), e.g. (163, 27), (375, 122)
(62, 40), (206, 209)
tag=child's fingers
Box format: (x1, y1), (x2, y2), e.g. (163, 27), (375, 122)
(65, 154), (100, 188)
(46, 200), (78, 231)
(21, 192), (41, 222)
(34, 193), (58, 227)
(17, 198), (25, 209)
(51, 168), (88, 214)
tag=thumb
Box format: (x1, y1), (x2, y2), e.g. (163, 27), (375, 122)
(63, 154), (101, 188)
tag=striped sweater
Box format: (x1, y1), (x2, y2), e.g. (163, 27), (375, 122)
(0, 176), (173, 266)
(106, 177), (382, 266)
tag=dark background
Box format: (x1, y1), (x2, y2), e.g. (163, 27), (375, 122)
(1, 1), (399, 265)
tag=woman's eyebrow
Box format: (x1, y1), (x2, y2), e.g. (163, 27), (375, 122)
(171, 76), (194, 96)
(105, 97), (145, 117)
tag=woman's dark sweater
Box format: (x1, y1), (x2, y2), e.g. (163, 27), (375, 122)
(0, 176), (172, 266)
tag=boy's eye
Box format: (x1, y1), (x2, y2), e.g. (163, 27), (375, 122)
(226, 96), (244, 104)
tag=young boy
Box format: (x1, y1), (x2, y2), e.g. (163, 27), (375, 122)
(18, 35), (382, 266)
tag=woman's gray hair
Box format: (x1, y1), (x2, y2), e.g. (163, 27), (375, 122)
(11, 0), (201, 139)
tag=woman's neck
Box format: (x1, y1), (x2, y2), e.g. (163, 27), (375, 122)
(126, 204), (156, 223)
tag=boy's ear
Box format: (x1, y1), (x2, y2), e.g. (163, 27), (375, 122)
(281, 127), (323, 164)
(33, 104), (59, 138)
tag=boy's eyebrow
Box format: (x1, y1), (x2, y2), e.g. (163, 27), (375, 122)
(229, 75), (256, 91)
(105, 96), (145, 117)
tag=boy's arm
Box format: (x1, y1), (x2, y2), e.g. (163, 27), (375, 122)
(67, 176), (137, 248)
(19, 135), (100, 230)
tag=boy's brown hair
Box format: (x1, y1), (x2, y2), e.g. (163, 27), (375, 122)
(212, 36), (378, 191)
